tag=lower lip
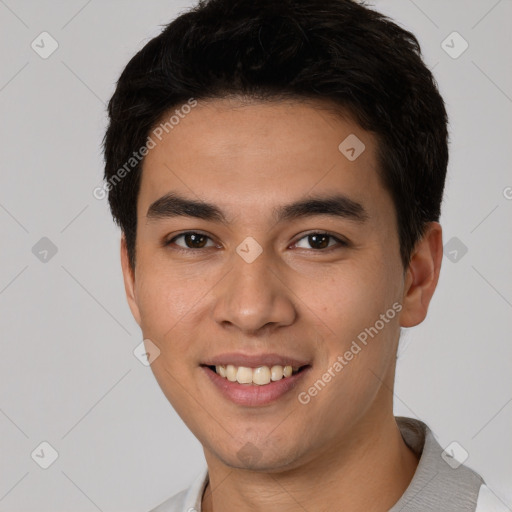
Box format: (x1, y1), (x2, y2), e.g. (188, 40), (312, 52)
(201, 366), (311, 407)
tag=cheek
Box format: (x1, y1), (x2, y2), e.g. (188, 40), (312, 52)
(307, 262), (396, 336)
(301, 255), (403, 399)
(134, 268), (194, 350)
(134, 270), (201, 412)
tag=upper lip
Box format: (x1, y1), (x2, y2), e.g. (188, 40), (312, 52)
(202, 352), (311, 368)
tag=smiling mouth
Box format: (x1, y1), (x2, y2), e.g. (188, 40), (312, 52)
(202, 364), (310, 386)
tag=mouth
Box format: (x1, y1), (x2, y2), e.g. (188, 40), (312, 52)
(200, 359), (312, 407)
(201, 364), (309, 385)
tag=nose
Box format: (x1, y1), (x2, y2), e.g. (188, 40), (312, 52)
(212, 247), (297, 335)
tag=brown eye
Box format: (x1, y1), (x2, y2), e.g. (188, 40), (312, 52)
(165, 232), (215, 250)
(294, 232), (348, 250)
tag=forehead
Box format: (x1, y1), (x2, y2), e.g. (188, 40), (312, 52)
(137, 98), (389, 223)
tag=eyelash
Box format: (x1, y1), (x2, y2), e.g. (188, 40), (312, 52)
(163, 231), (349, 253)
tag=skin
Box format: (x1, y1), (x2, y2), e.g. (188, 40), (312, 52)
(120, 97), (443, 512)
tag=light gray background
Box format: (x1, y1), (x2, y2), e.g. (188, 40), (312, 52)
(0, 1), (511, 511)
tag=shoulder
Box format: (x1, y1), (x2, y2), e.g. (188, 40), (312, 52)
(392, 417), (485, 511)
(148, 488), (188, 512)
(475, 484), (511, 512)
(147, 467), (209, 512)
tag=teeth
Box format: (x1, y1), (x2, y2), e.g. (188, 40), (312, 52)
(253, 366), (271, 385)
(236, 366), (253, 384)
(214, 364), (299, 385)
(271, 365), (283, 381)
(226, 364), (237, 382)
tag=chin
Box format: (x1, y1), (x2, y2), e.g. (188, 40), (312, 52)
(210, 440), (308, 474)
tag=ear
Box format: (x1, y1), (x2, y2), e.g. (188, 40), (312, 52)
(399, 222), (443, 328)
(120, 234), (142, 327)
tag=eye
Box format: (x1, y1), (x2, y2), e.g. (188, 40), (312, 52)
(164, 231), (217, 251)
(293, 232), (348, 251)
(163, 230), (349, 253)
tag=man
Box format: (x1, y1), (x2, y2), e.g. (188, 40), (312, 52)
(102, 0), (504, 510)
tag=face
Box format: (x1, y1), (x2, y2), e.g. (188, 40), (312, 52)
(121, 98), (440, 472)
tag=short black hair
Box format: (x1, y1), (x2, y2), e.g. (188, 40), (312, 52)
(102, 0), (448, 272)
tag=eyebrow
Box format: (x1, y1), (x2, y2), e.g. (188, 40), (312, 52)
(146, 191), (369, 225)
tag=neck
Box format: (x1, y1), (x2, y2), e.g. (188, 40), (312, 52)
(201, 411), (419, 512)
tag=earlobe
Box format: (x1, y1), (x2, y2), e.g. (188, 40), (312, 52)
(120, 235), (142, 327)
(399, 222), (443, 328)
